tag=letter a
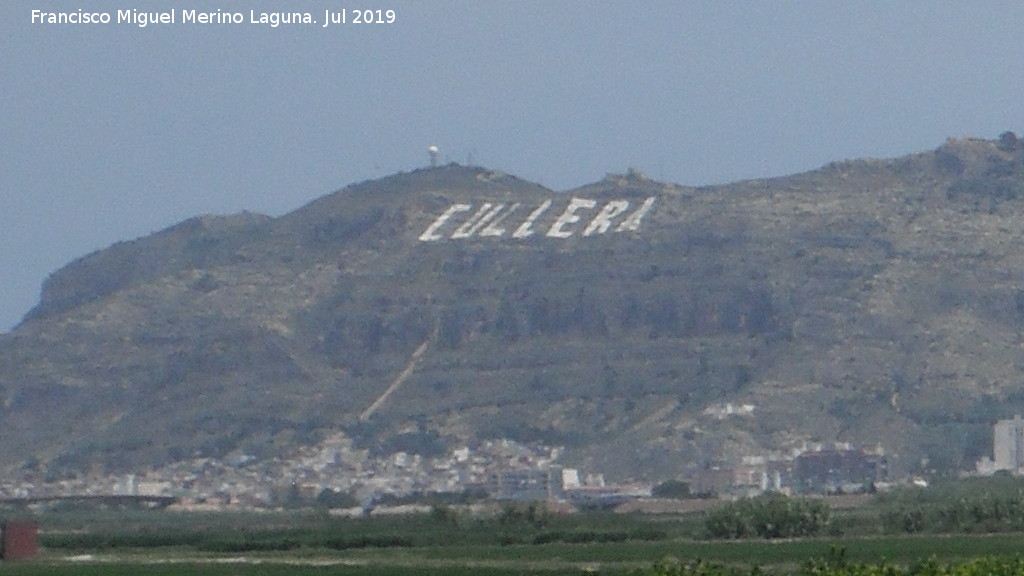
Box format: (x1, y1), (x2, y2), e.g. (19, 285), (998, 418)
(615, 197), (656, 232)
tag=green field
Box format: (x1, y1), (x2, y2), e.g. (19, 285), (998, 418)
(6, 497), (1024, 576)
(6, 534), (1024, 576)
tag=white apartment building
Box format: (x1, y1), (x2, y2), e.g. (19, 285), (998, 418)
(993, 415), (1024, 471)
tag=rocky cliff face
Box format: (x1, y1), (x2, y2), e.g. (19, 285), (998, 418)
(4, 135), (1024, 480)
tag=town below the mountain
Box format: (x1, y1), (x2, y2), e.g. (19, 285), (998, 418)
(5, 413), (1022, 512)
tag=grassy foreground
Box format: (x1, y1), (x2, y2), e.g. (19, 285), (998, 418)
(7, 536), (1024, 576)
(4, 504), (1024, 575)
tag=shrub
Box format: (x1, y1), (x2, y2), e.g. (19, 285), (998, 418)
(882, 505), (926, 534)
(498, 501), (550, 528)
(198, 538), (301, 552)
(322, 535), (412, 550)
(652, 480), (693, 499)
(704, 493), (831, 539)
(532, 529), (665, 545)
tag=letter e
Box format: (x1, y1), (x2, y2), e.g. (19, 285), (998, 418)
(546, 197), (597, 238)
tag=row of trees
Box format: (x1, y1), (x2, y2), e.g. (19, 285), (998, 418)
(881, 478), (1024, 534)
(706, 477), (1024, 539)
(282, 476), (1024, 540)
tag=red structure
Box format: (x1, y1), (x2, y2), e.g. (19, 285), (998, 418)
(1, 520), (39, 561)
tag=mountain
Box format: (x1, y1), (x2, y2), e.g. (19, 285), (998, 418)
(4, 133), (1024, 481)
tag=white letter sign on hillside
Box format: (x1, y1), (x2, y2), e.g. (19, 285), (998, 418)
(418, 197), (656, 242)
(418, 204), (471, 241)
(546, 197), (597, 238)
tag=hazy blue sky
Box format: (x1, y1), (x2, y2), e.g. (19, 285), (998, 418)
(3, 1), (1024, 331)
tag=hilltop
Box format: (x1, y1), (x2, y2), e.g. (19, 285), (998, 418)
(3, 133), (1024, 482)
